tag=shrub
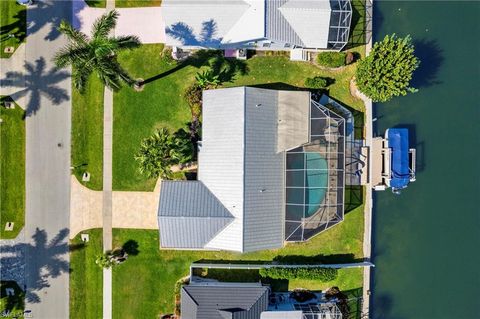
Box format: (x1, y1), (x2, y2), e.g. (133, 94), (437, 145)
(195, 70), (220, 89)
(356, 34), (419, 102)
(184, 84), (202, 107)
(304, 76), (331, 89)
(259, 267), (338, 282)
(317, 52), (347, 68)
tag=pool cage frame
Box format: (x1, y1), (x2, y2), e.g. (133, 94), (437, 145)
(327, 0), (353, 51)
(285, 100), (346, 242)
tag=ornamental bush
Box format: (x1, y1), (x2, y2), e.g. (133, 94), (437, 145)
(304, 76), (332, 89)
(355, 34), (420, 102)
(259, 267), (338, 282)
(317, 52), (347, 68)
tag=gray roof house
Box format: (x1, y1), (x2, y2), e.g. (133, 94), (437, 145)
(162, 0), (352, 51)
(181, 282), (269, 319)
(158, 87), (346, 252)
(180, 281), (343, 319)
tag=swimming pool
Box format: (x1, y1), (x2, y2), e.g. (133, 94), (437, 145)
(286, 152), (328, 219)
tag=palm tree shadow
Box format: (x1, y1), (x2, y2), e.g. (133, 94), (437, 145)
(25, 1), (71, 41)
(166, 19), (223, 48)
(0, 57), (69, 117)
(0, 228), (84, 304)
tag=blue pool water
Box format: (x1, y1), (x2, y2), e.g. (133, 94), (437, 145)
(304, 153), (328, 216)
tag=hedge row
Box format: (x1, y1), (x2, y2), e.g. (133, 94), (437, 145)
(259, 267), (338, 282)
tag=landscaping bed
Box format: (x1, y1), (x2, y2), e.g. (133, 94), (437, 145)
(69, 229), (103, 319)
(0, 0), (26, 58)
(0, 97), (25, 239)
(71, 74), (104, 191)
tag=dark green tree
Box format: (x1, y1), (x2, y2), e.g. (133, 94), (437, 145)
(53, 10), (141, 92)
(356, 34), (420, 102)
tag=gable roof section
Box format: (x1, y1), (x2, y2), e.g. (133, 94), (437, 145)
(158, 181), (234, 248)
(242, 88), (286, 252)
(181, 283), (269, 319)
(266, 0), (332, 48)
(266, 0), (304, 46)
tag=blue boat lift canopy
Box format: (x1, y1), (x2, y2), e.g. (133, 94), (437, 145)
(388, 128), (411, 189)
(371, 128), (416, 192)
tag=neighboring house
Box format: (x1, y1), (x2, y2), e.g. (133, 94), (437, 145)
(162, 0), (352, 51)
(158, 87), (346, 252)
(181, 282), (270, 319)
(180, 281), (343, 319)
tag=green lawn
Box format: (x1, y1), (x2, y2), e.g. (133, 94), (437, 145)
(113, 44), (365, 191)
(113, 44), (193, 191)
(0, 0), (26, 58)
(111, 204), (363, 318)
(0, 97), (25, 239)
(0, 281), (24, 316)
(70, 229), (103, 319)
(71, 74), (104, 191)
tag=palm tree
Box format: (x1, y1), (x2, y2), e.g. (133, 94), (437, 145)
(135, 128), (194, 179)
(53, 10), (140, 92)
(195, 69), (220, 89)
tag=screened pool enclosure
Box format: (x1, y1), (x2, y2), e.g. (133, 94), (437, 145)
(285, 100), (346, 241)
(327, 0), (353, 50)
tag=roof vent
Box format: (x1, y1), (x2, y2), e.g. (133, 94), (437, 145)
(259, 189), (267, 193)
(255, 103), (262, 108)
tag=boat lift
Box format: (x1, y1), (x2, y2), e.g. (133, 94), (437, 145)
(371, 128), (416, 193)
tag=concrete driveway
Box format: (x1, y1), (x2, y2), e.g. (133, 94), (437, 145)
(70, 177), (160, 239)
(72, 0), (165, 43)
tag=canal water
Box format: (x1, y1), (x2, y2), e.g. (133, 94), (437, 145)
(371, 1), (480, 318)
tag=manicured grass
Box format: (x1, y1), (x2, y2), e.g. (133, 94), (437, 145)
(113, 44), (192, 191)
(0, 98), (25, 239)
(113, 44), (365, 191)
(111, 204), (363, 318)
(0, 281), (24, 316)
(0, 0), (26, 58)
(226, 49), (365, 113)
(71, 74), (104, 191)
(116, 0), (161, 7)
(69, 229), (103, 319)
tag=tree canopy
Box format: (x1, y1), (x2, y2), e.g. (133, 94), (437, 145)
(356, 34), (420, 102)
(54, 10), (141, 92)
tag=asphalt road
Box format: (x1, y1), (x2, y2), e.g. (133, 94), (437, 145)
(23, 1), (72, 318)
